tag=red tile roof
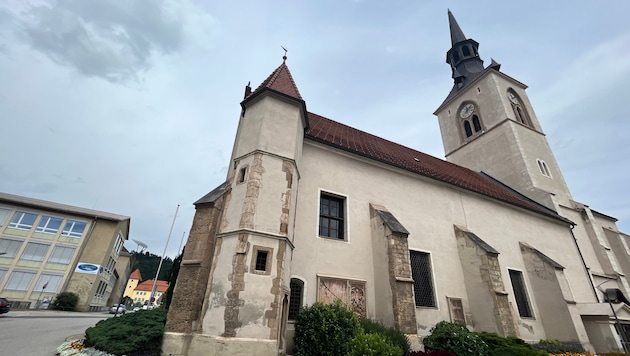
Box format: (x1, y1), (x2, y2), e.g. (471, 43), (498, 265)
(248, 62), (303, 100)
(129, 269), (142, 280)
(136, 279), (169, 293)
(304, 112), (566, 222)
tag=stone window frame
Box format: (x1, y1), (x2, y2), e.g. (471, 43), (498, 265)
(317, 190), (349, 242)
(508, 268), (534, 318)
(409, 249), (438, 308)
(250, 245), (273, 275)
(457, 101), (484, 142)
(536, 159), (552, 178)
(288, 276), (307, 321)
(446, 296), (466, 324)
(507, 89), (533, 128)
(237, 165), (249, 185)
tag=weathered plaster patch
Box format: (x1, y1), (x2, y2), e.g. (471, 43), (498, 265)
(210, 282), (227, 308)
(223, 234), (249, 337)
(240, 153), (265, 229)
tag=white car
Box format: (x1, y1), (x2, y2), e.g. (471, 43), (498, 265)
(109, 304), (126, 314)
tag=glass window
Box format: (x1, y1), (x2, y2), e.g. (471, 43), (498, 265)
(255, 251), (268, 271)
(5, 270), (36, 290)
(36, 216), (64, 234)
(410, 250), (436, 307)
(61, 220), (87, 238)
(509, 269), (533, 317)
(20, 242), (50, 261)
(9, 211), (38, 230)
(0, 237), (24, 258)
(0, 208), (11, 226)
(0, 268), (7, 284)
(288, 278), (304, 320)
(319, 193), (345, 240)
(48, 245), (76, 264)
(34, 273), (63, 293)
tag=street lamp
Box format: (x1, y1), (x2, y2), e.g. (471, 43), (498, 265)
(596, 280), (630, 353)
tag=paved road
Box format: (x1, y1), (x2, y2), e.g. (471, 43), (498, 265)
(0, 310), (111, 356)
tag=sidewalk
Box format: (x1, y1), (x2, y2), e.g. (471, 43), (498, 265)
(6, 309), (112, 318)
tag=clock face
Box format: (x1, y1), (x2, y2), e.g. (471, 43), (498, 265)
(460, 103), (475, 118)
(507, 92), (519, 104)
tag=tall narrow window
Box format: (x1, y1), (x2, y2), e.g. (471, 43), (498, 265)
(238, 167), (248, 184)
(507, 90), (532, 127)
(255, 251), (268, 271)
(319, 193), (345, 240)
(410, 250), (436, 307)
(9, 211), (38, 230)
(288, 278), (304, 320)
(463, 121), (472, 137)
(537, 159), (552, 177)
(459, 103), (483, 141)
(509, 269), (533, 317)
(472, 115), (482, 132)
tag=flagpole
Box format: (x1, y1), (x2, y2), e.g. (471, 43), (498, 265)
(178, 231), (186, 253)
(149, 204), (179, 306)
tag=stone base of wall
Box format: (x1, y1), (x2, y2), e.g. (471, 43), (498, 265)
(162, 332), (278, 356)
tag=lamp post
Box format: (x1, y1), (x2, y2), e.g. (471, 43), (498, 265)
(596, 280), (630, 353)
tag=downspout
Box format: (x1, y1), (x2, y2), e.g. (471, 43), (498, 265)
(570, 223), (599, 302)
(60, 216), (99, 306)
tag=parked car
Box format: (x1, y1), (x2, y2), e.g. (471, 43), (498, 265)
(109, 304), (126, 314)
(0, 298), (10, 314)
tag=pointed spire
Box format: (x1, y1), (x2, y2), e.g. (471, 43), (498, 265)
(248, 62), (303, 101)
(448, 9), (467, 45)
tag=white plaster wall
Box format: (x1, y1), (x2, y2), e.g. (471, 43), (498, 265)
(291, 140), (595, 341)
(203, 236), (238, 336)
(236, 96), (304, 161)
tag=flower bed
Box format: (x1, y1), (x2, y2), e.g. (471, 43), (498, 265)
(56, 338), (115, 356)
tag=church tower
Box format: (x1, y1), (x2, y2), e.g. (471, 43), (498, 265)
(434, 11), (572, 210)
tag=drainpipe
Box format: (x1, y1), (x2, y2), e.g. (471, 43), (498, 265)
(570, 223), (599, 302)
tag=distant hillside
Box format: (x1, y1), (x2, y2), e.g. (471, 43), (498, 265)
(132, 251), (173, 282)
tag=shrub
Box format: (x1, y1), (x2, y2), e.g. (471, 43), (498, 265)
(409, 351), (456, 356)
(422, 321), (489, 356)
(293, 301), (359, 356)
(51, 292), (79, 311)
(475, 332), (547, 356)
(348, 330), (403, 356)
(533, 339), (585, 354)
(359, 318), (411, 355)
(84, 308), (167, 355)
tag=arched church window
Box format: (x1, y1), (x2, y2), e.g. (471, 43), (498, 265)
(472, 115), (482, 132)
(464, 121), (472, 137)
(507, 90), (532, 127)
(288, 278), (304, 320)
(462, 46), (471, 57)
(458, 102), (483, 141)
(537, 159), (552, 178)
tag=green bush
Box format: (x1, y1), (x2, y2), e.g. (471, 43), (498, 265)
(532, 339), (584, 354)
(476, 332), (547, 356)
(423, 321), (489, 356)
(348, 330), (403, 356)
(360, 318), (411, 355)
(51, 292), (79, 311)
(84, 308), (167, 355)
(293, 301), (360, 356)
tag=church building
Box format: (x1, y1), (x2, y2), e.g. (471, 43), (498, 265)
(163, 11), (630, 355)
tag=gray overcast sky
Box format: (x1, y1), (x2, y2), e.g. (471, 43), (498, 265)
(1, 1), (628, 259)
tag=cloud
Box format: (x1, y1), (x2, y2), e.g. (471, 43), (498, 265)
(15, 0), (189, 83)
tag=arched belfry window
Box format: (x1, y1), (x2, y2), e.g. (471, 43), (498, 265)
(507, 90), (532, 127)
(458, 102), (483, 140)
(462, 46), (471, 57)
(537, 159), (552, 178)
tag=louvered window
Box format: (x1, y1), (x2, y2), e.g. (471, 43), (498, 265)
(410, 250), (436, 307)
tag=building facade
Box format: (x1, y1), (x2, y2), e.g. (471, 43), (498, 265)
(0, 192), (131, 311)
(163, 12), (630, 355)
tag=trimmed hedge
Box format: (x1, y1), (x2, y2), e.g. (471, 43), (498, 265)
(293, 301), (360, 356)
(84, 308), (167, 356)
(423, 321), (489, 356)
